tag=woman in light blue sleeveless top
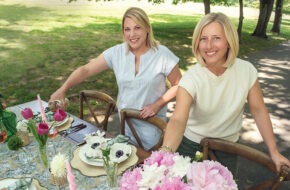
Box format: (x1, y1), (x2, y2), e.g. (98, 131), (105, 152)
(49, 7), (181, 150)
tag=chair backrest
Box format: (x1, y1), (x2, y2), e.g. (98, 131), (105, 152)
(200, 137), (290, 190)
(79, 90), (116, 131)
(120, 108), (167, 161)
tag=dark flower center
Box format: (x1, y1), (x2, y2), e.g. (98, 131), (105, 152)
(115, 150), (124, 158)
(91, 142), (100, 149)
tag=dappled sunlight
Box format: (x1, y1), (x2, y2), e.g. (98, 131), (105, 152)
(3, 16), (102, 33)
(0, 19), (9, 26)
(241, 118), (263, 143)
(241, 114), (290, 144)
(0, 37), (26, 57)
(241, 41), (290, 160)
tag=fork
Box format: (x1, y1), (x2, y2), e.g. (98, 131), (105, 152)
(59, 124), (86, 136)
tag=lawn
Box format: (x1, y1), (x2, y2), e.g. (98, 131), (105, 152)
(1, 0), (289, 115)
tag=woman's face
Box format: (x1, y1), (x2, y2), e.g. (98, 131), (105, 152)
(198, 22), (229, 67)
(123, 17), (148, 53)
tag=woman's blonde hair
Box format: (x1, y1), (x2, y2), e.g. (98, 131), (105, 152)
(122, 7), (158, 50)
(192, 12), (239, 67)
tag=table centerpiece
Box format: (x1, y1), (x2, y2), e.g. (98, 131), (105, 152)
(119, 151), (238, 190)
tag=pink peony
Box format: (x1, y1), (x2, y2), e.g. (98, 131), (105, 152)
(119, 167), (142, 190)
(36, 122), (49, 135)
(119, 152), (238, 190)
(154, 176), (191, 190)
(186, 160), (238, 190)
(21, 108), (34, 119)
(144, 151), (175, 167)
(54, 109), (67, 121)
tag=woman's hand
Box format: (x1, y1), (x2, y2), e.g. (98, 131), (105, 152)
(48, 89), (68, 111)
(140, 104), (160, 119)
(271, 151), (290, 173)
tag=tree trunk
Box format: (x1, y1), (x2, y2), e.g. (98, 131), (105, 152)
(271, 0), (283, 34)
(237, 0), (244, 43)
(203, 0), (210, 14)
(252, 0), (275, 39)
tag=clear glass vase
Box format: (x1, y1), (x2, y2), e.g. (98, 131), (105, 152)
(38, 144), (48, 169)
(104, 161), (118, 188)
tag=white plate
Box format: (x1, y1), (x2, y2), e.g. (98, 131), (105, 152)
(79, 142), (132, 167)
(0, 178), (36, 190)
(53, 116), (69, 126)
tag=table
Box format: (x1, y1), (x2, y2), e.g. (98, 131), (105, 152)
(1, 100), (134, 189)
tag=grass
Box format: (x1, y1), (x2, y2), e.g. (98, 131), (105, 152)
(1, 1), (290, 115)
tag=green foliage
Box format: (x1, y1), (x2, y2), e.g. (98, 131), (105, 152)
(7, 135), (24, 151)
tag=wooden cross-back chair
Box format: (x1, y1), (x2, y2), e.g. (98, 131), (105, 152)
(79, 90), (116, 132)
(120, 108), (167, 162)
(200, 138), (290, 190)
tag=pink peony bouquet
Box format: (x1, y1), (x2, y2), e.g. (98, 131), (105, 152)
(119, 151), (238, 190)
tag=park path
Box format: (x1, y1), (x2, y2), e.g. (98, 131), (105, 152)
(237, 41), (290, 189)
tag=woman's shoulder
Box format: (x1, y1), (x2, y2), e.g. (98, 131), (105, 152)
(108, 42), (126, 50)
(182, 64), (202, 79)
(104, 42), (126, 56)
(156, 44), (173, 52)
(233, 58), (257, 70)
(155, 44), (179, 59)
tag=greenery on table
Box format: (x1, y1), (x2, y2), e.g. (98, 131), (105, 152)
(1, 1), (289, 116)
(7, 135), (24, 151)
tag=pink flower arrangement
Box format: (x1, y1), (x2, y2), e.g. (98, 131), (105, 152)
(21, 107), (50, 146)
(21, 106), (67, 168)
(119, 151), (238, 190)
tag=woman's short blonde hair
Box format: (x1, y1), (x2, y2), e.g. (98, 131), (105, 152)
(122, 7), (158, 51)
(192, 12), (239, 67)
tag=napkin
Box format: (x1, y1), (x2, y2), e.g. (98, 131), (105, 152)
(107, 134), (130, 146)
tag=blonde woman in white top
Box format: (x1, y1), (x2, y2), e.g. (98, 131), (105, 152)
(160, 12), (290, 176)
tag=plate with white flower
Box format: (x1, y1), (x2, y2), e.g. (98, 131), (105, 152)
(79, 142), (132, 167)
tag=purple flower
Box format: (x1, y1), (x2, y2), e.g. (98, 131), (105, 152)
(54, 109), (67, 121)
(37, 122), (49, 135)
(21, 108), (34, 119)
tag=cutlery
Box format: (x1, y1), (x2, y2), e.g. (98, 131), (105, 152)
(59, 124), (86, 136)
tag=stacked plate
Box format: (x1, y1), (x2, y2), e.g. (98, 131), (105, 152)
(78, 136), (132, 167)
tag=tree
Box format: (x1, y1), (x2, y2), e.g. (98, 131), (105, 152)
(237, 0), (244, 43)
(204, 0), (211, 14)
(252, 0), (275, 39)
(271, 0), (284, 34)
